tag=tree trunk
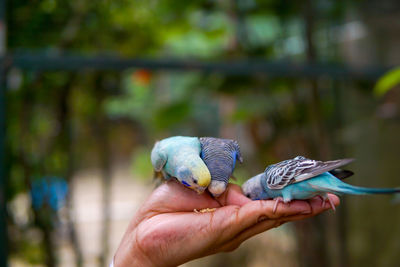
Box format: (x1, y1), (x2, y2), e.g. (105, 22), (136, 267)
(58, 73), (83, 267)
(293, 1), (331, 267)
(93, 73), (112, 267)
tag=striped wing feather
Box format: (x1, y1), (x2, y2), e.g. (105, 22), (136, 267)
(265, 156), (354, 189)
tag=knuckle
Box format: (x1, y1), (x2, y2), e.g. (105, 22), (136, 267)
(229, 206), (241, 224)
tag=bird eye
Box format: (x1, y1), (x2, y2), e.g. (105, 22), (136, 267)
(246, 194), (251, 198)
(193, 178), (198, 184)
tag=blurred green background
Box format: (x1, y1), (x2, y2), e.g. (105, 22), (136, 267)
(2, 0), (400, 266)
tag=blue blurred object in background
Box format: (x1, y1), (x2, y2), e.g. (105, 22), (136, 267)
(31, 177), (68, 211)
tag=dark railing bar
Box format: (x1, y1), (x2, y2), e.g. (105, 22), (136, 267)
(1, 53), (391, 81)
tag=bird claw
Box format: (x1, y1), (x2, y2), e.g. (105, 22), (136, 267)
(273, 197), (284, 213)
(318, 195), (336, 211)
(327, 195), (336, 212)
(316, 195), (326, 208)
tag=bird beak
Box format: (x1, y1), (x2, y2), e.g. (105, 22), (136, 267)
(194, 186), (207, 194)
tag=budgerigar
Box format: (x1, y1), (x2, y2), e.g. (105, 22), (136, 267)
(242, 156), (400, 212)
(199, 137), (243, 197)
(151, 136), (211, 193)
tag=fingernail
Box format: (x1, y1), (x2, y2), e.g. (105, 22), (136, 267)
(257, 216), (268, 223)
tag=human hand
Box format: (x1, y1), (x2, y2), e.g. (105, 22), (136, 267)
(114, 180), (339, 267)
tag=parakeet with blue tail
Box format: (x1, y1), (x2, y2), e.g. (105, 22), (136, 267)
(151, 136), (211, 193)
(242, 156), (400, 213)
(199, 137), (243, 197)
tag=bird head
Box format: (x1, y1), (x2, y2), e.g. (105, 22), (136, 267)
(242, 173), (270, 200)
(177, 165), (211, 194)
(208, 180), (227, 197)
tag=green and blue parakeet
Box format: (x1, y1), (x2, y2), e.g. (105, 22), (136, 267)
(242, 156), (400, 212)
(151, 136), (211, 193)
(199, 137), (243, 197)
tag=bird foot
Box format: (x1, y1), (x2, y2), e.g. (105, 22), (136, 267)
(326, 195), (336, 212)
(316, 195), (325, 208)
(318, 195), (336, 212)
(273, 197), (284, 213)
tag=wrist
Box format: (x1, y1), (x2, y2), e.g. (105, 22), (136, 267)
(113, 232), (156, 267)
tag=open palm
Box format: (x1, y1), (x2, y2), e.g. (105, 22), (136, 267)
(114, 180), (339, 267)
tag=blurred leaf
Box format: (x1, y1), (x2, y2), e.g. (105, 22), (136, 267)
(130, 147), (153, 180)
(154, 101), (191, 130)
(230, 166), (250, 186)
(8, 165), (26, 199)
(374, 67), (400, 96)
(19, 238), (45, 264)
(247, 15), (280, 47)
(106, 70), (155, 122)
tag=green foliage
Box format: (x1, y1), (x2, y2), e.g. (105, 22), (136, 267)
(130, 147), (153, 180)
(374, 67), (400, 96)
(13, 235), (45, 264)
(8, 165), (26, 200)
(154, 101), (192, 130)
(106, 71), (155, 123)
(106, 71), (221, 135)
(229, 166), (250, 186)
(246, 15), (280, 48)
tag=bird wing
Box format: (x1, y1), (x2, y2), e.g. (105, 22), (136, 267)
(265, 156), (354, 189)
(329, 169), (354, 180)
(232, 140), (243, 163)
(150, 141), (168, 172)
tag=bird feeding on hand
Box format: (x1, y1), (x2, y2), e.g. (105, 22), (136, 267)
(151, 136), (211, 193)
(199, 137), (243, 197)
(242, 156), (400, 213)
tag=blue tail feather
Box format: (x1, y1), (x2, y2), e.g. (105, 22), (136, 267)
(308, 173), (400, 196)
(309, 182), (400, 195)
(337, 184), (400, 195)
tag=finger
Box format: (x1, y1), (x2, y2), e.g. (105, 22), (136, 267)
(262, 194), (340, 222)
(217, 184), (251, 207)
(218, 195), (340, 252)
(218, 219), (284, 252)
(326, 194), (340, 207)
(139, 181), (220, 216)
(215, 198), (313, 240)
